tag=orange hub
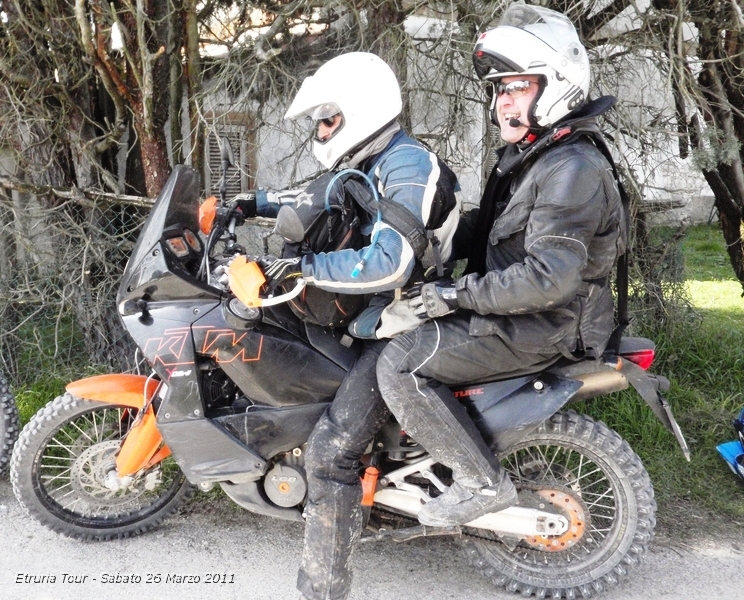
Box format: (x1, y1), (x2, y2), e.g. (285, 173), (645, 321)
(524, 489), (587, 552)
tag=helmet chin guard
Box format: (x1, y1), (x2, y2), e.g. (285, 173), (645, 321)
(473, 5), (590, 129)
(285, 52), (403, 169)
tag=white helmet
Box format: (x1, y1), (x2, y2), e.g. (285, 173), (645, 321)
(284, 52), (402, 169)
(473, 5), (590, 128)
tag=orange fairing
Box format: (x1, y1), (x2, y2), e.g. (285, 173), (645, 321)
(228, 255), (267, 307)
(67, 374), (160, 408)
(199, 195), (218, 235)
(66, 374), (169, 477)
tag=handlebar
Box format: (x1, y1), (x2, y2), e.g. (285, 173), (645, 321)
(227, 255), (307, 308)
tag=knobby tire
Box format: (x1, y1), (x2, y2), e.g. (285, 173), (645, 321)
(0, 371), (19, 477)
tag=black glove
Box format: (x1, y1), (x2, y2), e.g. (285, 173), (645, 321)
(409, 282), (459, 319)
(233, 193), (257, 218)
(258, 255), (302, 294)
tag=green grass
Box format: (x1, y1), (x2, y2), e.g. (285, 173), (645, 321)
(580, 223), (744, 519)
(8, 314), (96, 423)
(14, 375), (69, 423)
(663, 224), (744, 516)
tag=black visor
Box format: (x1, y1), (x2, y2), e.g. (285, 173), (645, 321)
(472, 48), (523, 80)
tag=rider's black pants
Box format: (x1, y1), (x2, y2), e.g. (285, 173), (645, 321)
(298, 340), (390, 600)
(376, 314), (560, 489)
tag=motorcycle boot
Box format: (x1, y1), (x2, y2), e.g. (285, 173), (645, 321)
(418, 469), (517, 527)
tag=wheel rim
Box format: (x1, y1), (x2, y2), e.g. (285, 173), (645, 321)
(486, 439), (625, 575)
(33, 405), (184, 527)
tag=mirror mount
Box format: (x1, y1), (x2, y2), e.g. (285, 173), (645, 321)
(219, 136), (235, 204)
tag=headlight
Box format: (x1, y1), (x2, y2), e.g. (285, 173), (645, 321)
(165, 236), (190, 258)
(183, 228), (201, 252)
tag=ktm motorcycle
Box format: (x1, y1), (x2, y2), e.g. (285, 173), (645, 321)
(0, 369), (19, 477)
(10, 147), (690, 598)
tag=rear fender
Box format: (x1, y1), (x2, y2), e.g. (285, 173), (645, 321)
(619, 360), (691, 461)
(66, 374), (170, 476)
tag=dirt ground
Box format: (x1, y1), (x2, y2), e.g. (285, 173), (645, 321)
(1, 478), (743, 600)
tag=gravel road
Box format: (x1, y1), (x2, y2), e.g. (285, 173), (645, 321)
(1, 477), (742, 600)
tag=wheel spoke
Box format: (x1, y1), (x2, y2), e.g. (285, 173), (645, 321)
(40, 470), (72, 484)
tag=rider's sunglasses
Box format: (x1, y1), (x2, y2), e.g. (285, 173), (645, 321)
(494, 80), (535, 99)
(314, 113), (344, 142)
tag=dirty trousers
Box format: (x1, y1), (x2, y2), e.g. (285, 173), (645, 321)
(376, 314), (559, 488)
(297, 340), (390, 600)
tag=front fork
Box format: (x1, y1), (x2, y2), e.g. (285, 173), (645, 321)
(66, 374), (170, 478)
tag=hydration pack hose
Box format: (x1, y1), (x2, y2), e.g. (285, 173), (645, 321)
(325, 168), (382, 278)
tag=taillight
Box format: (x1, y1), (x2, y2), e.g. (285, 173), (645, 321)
(199, 196), (218, 235)
(622, 349), (655, 370)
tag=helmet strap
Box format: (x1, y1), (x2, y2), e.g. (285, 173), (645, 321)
(526, 76), (547, 130)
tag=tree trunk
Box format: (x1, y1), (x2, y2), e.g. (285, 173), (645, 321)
(134, 115), (171, 196)
(690, 7), (744, 292)
(185, 0), (204, 178)
(367, 2), (410, 131)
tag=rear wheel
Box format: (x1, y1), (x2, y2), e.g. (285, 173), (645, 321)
(0, 370), (20, 477)
(11, 393), (192, 540)
(463, 411), (656, 598)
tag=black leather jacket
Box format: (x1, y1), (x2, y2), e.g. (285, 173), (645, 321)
(453, 99), (627, 358)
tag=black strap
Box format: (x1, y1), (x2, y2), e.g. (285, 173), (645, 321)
(343, 178), (431, 261)
(586, 132), (631, 355)
(427, 230), (445, 277)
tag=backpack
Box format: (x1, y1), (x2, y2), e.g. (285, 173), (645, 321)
(277, 171), (367, 328)
(276, 163), (458, 328)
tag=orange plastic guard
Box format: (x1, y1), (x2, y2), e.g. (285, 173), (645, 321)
(66, 374), (166, 477)
(361, 466), (380, 507)
(228, 256), (267, 307)
(67, 374), (160, 408)
(115, 408), (165, 476)
(199, 195), (218, 235)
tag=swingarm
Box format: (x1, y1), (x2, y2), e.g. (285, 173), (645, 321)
(369, 457), (569, 541)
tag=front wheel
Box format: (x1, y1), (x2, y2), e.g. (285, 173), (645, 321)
(10, 393), (192, 540)
(463, 411), (656, 598)
(0, 370), (20, 477)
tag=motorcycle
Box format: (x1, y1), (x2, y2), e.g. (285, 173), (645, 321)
(10, 142), (690, 597)
(0, 369), (19, 478)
